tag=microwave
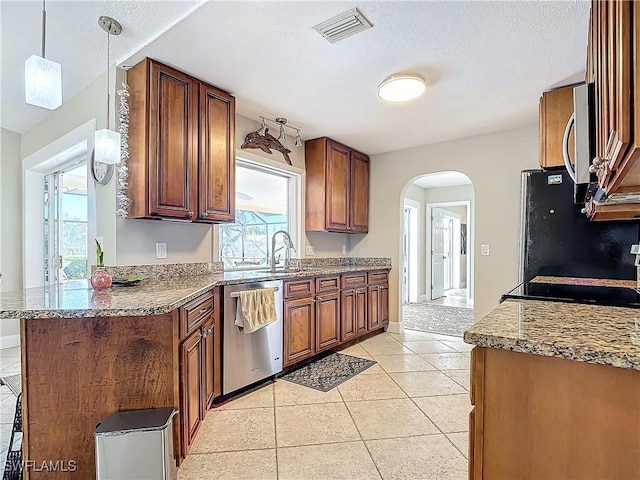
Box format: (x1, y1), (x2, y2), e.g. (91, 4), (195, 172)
(563, 83), (596, 204)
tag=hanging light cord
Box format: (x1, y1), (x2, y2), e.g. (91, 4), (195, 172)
(106, 22), (110, 129)
(41, 0), (46, 58)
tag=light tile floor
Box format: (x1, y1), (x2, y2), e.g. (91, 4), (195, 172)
(0, 332), (472, 479)
(179, 330), (471, 480)
(0, 346), (20, 473)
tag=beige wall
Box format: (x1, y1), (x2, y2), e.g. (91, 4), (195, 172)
(1, 128), (22, 338)
(350, 125), (539, 328)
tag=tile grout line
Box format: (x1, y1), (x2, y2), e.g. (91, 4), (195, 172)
(273, 383), (279, 480)
(337, 382), (384, 480)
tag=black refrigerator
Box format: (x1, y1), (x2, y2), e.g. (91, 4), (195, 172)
(521, 169), (639, 281)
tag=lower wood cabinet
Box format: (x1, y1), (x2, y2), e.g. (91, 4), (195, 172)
(178, 288), (221, 459)
(284, 296), (315, 366)
(316, 291), (341, 352)
(284, 271), (389, 367)
(469, 346), (640, 479)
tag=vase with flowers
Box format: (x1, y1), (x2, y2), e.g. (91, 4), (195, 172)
(91, 240), (112, 290)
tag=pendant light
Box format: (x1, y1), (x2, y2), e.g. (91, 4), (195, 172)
(94, 16), (122, 165)
(276, 117), (287, 142)
(25, 0), (62, 110)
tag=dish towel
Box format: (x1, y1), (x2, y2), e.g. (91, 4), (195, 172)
(235, 288), (278, 334)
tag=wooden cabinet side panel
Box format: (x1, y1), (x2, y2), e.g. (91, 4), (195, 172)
(148, 61), (198, 218)
(127, 59), (151, 218)
(540, 86), (575, 169)
(284, 298), (315, 365)
(304, 138), (327, 231)
(481, 348), (640, 479)
(379, 283), (389, 327)
(212, 288), (222, 399)
(325, 140), (350, 232)
(350, 151), (369, 233)
(22, 313), (179, 479)
(316, 292), (341, 351)
(201, 315), (215, 414)
(199, 84), (235, 222)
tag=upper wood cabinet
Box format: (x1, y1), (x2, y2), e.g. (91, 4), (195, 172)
(305, 137), (369, 233)
(585, 1), (640, 220)
(538, 85), (576, 170)
(128, 58), (235, 223)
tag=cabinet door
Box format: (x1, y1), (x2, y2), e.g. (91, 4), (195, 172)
(538, 86), (575, 170)
(180, 330), (202, 457)
(355, 289), (368, 336)
(198, 83), (235, 222)
(379, 283), (389, 328)
(316, 292), (341, 352)
(350, 151), (369, 233)
(325, 140), (350, 232)
(284, 297), (315, 366)
(149, 61), (198, 219)
(368, 285), (381, 330)
(200, 315), (216, 416)
(341, 290), (356, 342)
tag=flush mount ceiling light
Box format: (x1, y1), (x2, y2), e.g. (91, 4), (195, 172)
(94, 15), (122, 165)
(25, 0), (62, 110)
(377, 74), (426, 103)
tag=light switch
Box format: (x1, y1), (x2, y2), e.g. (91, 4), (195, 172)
(305, 245), (315, 255)
(156, 242), (167, 259)
(341, 245), (347, 255)
(481, 244), (490, 256)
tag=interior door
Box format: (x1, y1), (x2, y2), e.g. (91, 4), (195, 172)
(431, 208), (445, 299)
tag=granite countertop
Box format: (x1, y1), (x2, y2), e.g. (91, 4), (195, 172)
(464, 298), (640, 371)
(0, 265), (390, 320)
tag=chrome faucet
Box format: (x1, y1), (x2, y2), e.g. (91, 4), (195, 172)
(270, 230), (296, 273)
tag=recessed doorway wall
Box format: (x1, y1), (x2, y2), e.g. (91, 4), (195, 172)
(401, 172), (474, 337)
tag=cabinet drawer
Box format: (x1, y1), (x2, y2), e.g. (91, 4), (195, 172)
(368, 270), (389, 285)
(316, 275), (340, 293)
(284, 279), (315, 299)
(341, 273), (367, 289)
(180, 292), (214, 339)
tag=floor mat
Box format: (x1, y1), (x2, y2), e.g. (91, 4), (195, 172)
(280, 353), (376, 392)
(402, 302), (474, 337)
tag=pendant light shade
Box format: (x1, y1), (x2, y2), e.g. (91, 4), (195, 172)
(94, 16), (122, 167)
(94, 128), (121, 164)
(25, 55), (62, 110)
(25, 0), (62, 110)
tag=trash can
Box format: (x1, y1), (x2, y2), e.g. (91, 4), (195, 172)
(95, 407), (177, 480)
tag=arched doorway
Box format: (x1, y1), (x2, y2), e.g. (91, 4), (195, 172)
(400, 171), (474, 338)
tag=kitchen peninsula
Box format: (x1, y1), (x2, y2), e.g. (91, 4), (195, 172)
(0, 259), (390, 479)
(464, 279), (640, 479)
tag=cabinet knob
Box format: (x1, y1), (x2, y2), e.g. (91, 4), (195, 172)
(187, 211), (194, 218)
(592, 157), (601, 166)
(580, 207), (587, 215)
(201, 212), (208, 217)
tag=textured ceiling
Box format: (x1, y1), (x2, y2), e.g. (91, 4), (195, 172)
(2, 1), (590, 155)
(0, 0), (201, 134)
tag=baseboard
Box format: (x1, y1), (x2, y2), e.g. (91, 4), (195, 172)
(386, 321), (403, 334)
(0, 335), (19, 349)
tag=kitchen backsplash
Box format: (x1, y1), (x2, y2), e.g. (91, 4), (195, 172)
(95, 258), (392, 279)
(95, 262), (225, 279)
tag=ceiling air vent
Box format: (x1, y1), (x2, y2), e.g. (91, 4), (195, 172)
(313, 8), (373, 43)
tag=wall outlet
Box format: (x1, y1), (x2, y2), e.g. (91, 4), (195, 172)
(341, 245), (347, 255)
(481, 244), (490, 256)
(305, 245), (315, 255)
(156, 242), (167, 259)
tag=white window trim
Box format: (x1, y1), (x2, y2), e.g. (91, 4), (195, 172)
(214, 150), (305, 266)
(22, 119), (97, 288)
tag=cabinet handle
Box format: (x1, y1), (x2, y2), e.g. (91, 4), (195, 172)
(187, 211), (194, 218)
(201, 327), (213, 338)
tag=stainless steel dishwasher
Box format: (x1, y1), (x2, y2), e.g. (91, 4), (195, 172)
(223, 280), (283, 395)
